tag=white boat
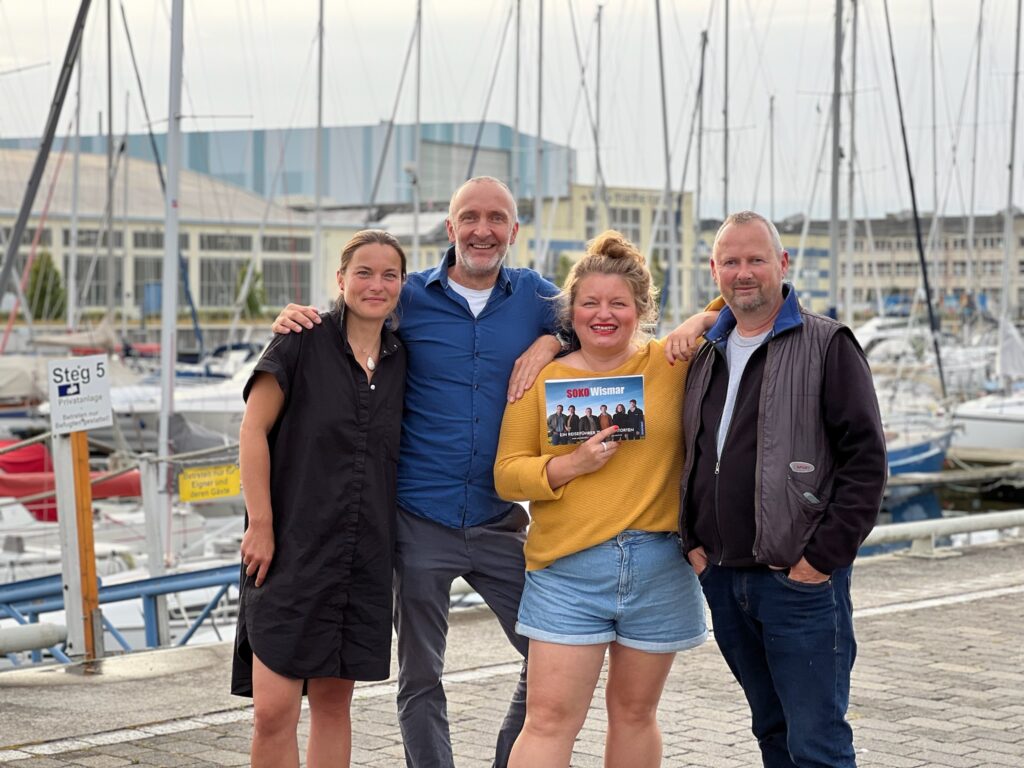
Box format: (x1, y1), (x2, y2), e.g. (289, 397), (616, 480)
(952, 319), (1024, 451)
(0, 497), (218, 584)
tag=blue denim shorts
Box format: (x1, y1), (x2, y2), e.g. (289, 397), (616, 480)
(516, 531), (708, 653)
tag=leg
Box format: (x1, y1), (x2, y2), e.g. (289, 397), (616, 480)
(604, 644), (676, 768)
(250, 654), (303, 768)
(508, 640), (607, 768)
(306, 677), (355, 768)
(465, 506), (531, 768)
(394, 509), (467, 768)
(700, 566), (796, 768)
(758, 567), (858, 768)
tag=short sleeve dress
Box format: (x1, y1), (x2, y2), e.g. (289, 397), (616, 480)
(231, 308), (406, 695)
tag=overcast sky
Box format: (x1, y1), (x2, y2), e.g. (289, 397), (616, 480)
(0, 0), (1020, 221)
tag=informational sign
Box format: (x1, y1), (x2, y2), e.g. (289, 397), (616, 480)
(47, 354), (113, 435)
(179, 464), (241, 502)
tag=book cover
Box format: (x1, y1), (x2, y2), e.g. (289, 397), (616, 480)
(543, 374), (646, 445)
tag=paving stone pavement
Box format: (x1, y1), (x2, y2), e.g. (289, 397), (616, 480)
(1, 537), (1022, 766)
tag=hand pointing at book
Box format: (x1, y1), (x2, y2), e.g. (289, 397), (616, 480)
(544, 426), (619, 489)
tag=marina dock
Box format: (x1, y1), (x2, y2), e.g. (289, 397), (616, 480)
(1, 537), (1022, 767)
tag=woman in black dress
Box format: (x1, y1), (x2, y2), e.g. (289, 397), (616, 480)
(232, 230), (407, 767)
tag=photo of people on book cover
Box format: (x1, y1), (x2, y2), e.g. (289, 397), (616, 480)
(544, 375), (646, 445)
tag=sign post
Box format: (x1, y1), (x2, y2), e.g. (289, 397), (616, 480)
(48, 354), (112, 659)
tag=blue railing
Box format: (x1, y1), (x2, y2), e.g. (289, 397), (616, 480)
(0, 565), (239, 665)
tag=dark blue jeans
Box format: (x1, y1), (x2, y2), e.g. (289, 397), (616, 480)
(699, 564), (857, 768)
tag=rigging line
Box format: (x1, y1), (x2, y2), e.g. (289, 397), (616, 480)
(3, 124), (72, 351)
(364, 19), (417, 224)
(564, 0), (608, 202)
(925, 16), (981, 262)
(666, 8), (703, 165)
(739, 0), (780, 105)
(233, 0), (260, 124)
(789, 0), (815, 190)
(339, 0), (385, 119)
(229, 43), (317, 337)
(861, 0), (906, 218)
(466, 1), (515, 180)
(0, 1), (39, 136)
(119, 0), (203, 354)
(183, 2), (232, 227)
(750, 106), (769, 212)
(880, 0), (947, 399)
(74, 146), (128, 328)
(853, 154), (885, 315)
(790, 102), (832, 286)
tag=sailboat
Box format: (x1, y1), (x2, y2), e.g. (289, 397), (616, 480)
(952, 318), (1024, 451)
(952, 0), (1024, 457)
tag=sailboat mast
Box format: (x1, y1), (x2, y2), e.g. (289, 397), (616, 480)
(596, 3), (605, 230)
(413, 0), (422, 271)
(829, 0), (843, 319)
(158, 0), (184, 474)
(769, 94), (775, 223)
(106, 0), (115, 316)
(654, 0), (676, 325)
(723, 0), (729, 218)
(312, 0), (324, 308)
(880, 0), (946, 398)
(929, 0), (943, 296)
(651, 0), (675, 327)
(1002, 0), (1022, 323)
(967, 0), (986, 304)
(844, 0), (858, 327)
(513, 0), (521, 255)
(535, 0), (545, 275)
(69, 47), (82, 331)
(694, 30), (707, 309)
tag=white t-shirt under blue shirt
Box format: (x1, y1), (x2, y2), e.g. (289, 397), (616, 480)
(448, 278), (492, 317)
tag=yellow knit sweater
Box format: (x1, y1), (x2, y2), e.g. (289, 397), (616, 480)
(495, 339), (689, 571)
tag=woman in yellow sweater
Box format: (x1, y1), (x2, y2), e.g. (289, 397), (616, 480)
(495, 230), (719, 768)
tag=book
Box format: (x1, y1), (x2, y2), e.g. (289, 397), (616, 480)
(543, 374), (646, 445)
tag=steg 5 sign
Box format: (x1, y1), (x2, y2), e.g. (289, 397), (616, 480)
(46, 354), (114, 435)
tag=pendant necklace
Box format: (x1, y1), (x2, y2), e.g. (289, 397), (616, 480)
(349, 337), (379, 372)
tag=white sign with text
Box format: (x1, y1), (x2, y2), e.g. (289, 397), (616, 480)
(47, 354), (114, 435)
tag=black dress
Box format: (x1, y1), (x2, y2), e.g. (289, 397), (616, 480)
(231, 308), (405, 695)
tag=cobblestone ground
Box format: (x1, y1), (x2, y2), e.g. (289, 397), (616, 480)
(2, 540), (1022, 766)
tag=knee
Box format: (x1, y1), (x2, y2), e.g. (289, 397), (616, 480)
(522, 698), (586, 739)
(252, 698), (300, 739)
(309, 685), (353, 725)
(606, 694), (659, 728)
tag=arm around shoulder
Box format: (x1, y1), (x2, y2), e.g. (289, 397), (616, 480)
(271, 303), (322, 334)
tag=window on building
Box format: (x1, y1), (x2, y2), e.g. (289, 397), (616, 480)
(133, 232), (190, 250)
(264, 260), (312, 306)
(650, 208), (676, 274)
(585, 206), (598, 240)
(262, 235), (312, 253)
(133, 257), (192, 309)
(199, 233), (252, 252)
(64, 255), (123, 307)
(609, 207), (641, 244)
(62, 229), (123, 248)
(200, 257), (247, 306)
(2, 226), (51, 247)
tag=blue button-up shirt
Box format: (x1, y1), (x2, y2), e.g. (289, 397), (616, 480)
(397, 246), (559, 527)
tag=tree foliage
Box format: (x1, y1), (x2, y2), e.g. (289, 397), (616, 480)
(235, 267), (265, 318)
(25, 251), (66, 320)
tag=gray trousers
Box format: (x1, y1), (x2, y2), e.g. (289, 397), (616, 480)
(393, 505), (530, 768)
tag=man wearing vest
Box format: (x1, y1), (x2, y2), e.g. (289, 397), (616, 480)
(679, 211), (886, 768)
